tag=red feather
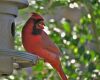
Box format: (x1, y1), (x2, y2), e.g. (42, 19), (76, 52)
(22, 13), (68, 80)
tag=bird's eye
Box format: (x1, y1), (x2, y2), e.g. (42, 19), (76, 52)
(39, 22), (44, 26)
(37, 21), (44, 29)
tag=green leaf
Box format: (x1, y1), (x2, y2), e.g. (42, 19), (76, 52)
(87, 34), (93, 41)
(62, 21), (71, 33)
(79, 35), (86, 44)
(32, 60), (44, 71)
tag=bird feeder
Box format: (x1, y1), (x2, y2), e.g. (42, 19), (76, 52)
(0, 0), (38, 76)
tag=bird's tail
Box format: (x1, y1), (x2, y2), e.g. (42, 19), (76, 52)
(57, 64), (68, 80)
(51, 61), (68, 80)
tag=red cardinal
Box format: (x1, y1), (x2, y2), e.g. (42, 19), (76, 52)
(22, 12), (68, 80)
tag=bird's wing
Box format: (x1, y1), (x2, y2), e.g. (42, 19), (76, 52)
(30, 44), (60, 63)
(40, 30), (62, 57)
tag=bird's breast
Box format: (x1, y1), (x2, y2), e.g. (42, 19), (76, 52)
(22, 33), (41, 44)
(22, 30), (42, 52)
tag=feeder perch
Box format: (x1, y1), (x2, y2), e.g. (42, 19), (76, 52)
(0, 0), (38, 76)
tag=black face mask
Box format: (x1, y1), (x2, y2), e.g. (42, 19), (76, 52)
(32, 19), (43, 35)
(32, 28), (42, 35)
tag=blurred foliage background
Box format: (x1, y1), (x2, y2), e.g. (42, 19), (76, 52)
(4, 0), (100, 80)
